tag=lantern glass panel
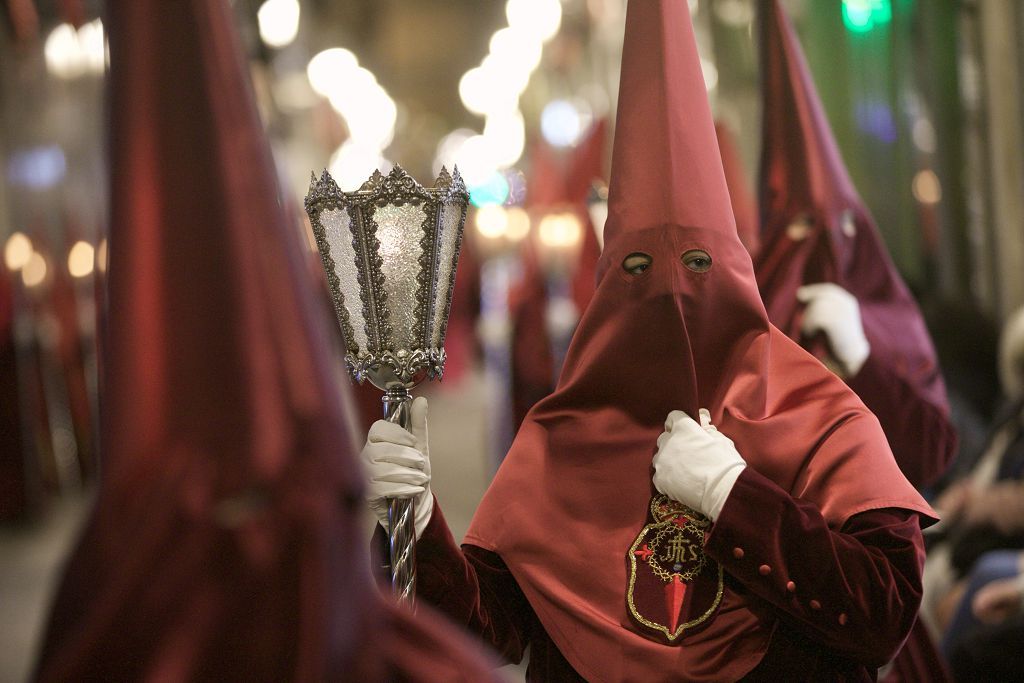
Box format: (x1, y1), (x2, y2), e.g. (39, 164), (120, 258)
(431, 203), (463, 346)
(321, 206), (369, 352)
(374, 202), (426, 350)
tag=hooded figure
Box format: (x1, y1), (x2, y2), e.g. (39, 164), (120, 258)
(754, 0), (956, 489)
(363, 1), (934, 680)
(33, 1), (499, 681)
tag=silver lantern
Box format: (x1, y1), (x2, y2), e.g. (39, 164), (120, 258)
(304, 165), (469, 602)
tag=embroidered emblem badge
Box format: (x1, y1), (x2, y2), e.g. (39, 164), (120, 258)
(626, 495), (724, 643)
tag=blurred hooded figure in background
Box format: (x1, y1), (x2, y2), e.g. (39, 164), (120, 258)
(754, 0), (957, 492)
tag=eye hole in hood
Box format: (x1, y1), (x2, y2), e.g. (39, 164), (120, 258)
(622, 252), (652, 275)
(681, 249), (712, 273)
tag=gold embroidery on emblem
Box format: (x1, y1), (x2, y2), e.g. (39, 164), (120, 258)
(626, 495), (724, 642)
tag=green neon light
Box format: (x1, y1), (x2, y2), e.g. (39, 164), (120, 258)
(842, 0), (892, 33)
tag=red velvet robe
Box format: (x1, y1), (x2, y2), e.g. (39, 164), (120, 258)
(414, 466), (926, 681)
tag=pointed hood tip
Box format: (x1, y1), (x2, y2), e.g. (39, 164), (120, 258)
(604, 0), (736, 246)
(759, 0), (861, 219)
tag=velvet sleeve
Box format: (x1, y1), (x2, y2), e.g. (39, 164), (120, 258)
(846, 352), (957, 489)
(704, 467), (926, 669)
(411, 499), (533, 665)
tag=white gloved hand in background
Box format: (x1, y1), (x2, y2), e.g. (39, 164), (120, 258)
(652, 409), (747, 522)
(796, 283), (871, 377)
(361, 396), (434, 538)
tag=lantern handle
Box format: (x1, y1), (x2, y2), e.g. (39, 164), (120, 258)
(382, 386), (416, 604)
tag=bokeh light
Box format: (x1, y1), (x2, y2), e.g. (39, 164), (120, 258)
(469, 171), (511, 208)
(22, 252), (48, 288)
(541, 99), (593, 148)
(45, 19), (106, 79)
(258, 0), (301, 49)
(475, 205), (509, 239)
(505, 207), (531, 242)
(538, 212), (583, 249)
(3, 232), (33, 271)
(912, 170), (942, 205)
(68, 241), (96, 278)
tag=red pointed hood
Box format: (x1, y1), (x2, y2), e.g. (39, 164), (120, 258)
(468, 2), (932, 680)
(34, 2), (497, 681)
(603, 4), (735, 249)
(754, 0), (953, 486)
(757, 0), (859, 232)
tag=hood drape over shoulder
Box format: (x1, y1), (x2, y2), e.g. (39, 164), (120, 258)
(466, 2), (933, 681)
(754, 0), (954, 487)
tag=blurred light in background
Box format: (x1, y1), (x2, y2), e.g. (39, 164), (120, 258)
(912, 118), (937, 154)
(6, 146), (67, 190)
(700, 58), (719, 91)
(258, 0), (301, 49)
(457, 135), (500, 186)
(505, 207), (531, 242)
(307, 47), (397, 188)
(483, 110), (526, 169)
(490, 27), (542, 72)
(21, 252), (48, 288)
(506, 0), (562, 43)
(67, 241), (95, 278)
(713, 0), (755, 27)
(328, 140), (392, 191)
(434, 128), (475, 176)
(842, 0), (892, 33)
(538, 212), (583, 249)
(96, 239), (108, 274)
(912, 170), (942, 205)
(459, 65), (520, 116)
(307, 48), (359, 96)
(541, 99), (593, 148)
(448, 0), (563, 178)
(468, 170), (511, 207)
(475, 205), (509, 239)
(4, 232), (33, 271)
(854, 100), (898, 144)
(44, 19), (105, 79)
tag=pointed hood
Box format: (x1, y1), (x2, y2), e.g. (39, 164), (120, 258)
(754, 0), (954, 487)
(757, 0), (859, 230)
(34, 1), (498, 681)
(467, 2), (931, 681)
(603, 3), (735, 248)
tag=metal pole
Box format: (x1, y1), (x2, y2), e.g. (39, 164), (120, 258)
(381, 386), (416, 604)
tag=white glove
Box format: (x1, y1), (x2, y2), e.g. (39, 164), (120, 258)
(652, 409), (747, 522)
(796, 283), (871, 377)
(361, 396), (434, 538)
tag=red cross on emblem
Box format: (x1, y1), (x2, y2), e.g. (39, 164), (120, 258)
(634, 543), (654, 562)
